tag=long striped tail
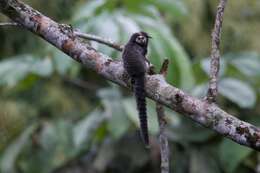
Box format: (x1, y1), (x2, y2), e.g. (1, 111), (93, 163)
(133, 75), (149, 148)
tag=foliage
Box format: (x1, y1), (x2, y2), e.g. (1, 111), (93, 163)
(0, 0), (260, 173)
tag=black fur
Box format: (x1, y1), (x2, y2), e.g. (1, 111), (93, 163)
(122, 32), (150, 147)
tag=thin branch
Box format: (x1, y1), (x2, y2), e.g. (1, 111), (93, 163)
(74, 31), (123, 51)
(0, 22), (20, 27)
(0, 22), (123, 51)
(159, 59), (169, 76)
(206, 0), (227, 103)
(156, 59), (170, 173)
(1, 0), (260, 151)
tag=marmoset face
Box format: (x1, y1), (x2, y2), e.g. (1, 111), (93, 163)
(135, 35), (148, 45)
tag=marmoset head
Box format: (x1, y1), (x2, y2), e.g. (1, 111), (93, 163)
(130, 31), (151, 47)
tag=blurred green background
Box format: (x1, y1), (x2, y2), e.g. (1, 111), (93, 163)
(1, 0), (260, 173)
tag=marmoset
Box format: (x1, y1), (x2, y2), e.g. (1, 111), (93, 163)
(122, 32), (151, 147)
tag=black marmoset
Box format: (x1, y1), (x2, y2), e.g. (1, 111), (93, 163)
(122, 32), (151, 147)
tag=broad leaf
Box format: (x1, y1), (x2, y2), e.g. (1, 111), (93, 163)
(18, 121), (76, 173)
(73, 0), (106, 21)
(122, 97), (159, 134)
(190, 149), (220, 173)
(0, 55), (53, 87)
(219, 78), (256, 108)
(0, 125), (35, 173)
(228, 52), (260, 77)
(152, 0), (188, 18)
(98, 87), (130, 139)
(219, 139), (252, 173)
(73, 110), (105, 148)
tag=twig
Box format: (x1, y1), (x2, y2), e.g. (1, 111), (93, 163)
(206, 0), (227, 103)
(156, 59), (170, 173)
(74, 31), (124, 51)
(159, 59), (169, 76)
(0, 22), (21, 27)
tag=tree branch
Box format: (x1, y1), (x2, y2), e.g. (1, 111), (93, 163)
(74, 31), (123, 51)
(206, 0), (227, 102)
(156, 59), (170, 173)
(1, 0), (260, 151)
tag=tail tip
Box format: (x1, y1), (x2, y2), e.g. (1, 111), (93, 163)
(140, 133), (150, 149)
(142, 137), (150, 149)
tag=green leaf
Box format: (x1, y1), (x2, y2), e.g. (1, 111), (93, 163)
(0, 55), (32, 87)
(152, 0), (188, 18)
(122, 97), (158, 134)
(147, 28), (169, 70)
(51, 48), (74, 75)
(219, 139), (253, 173)
(98, 87), (130, 139)
(219, 78), (256, 108)
(227, 52), (260, 77)
(0, 125), (35, 173)
(122, 98), (139, 126)
(190, 149), (220, 173)
(30, 57), (52, 77)
(156, 27), (195, 90)
(115, 13), (140, 37)
(73, 0), (106, 21)
(191, 83), (208, 97)
(18, 120), (76, 173)
(86, 12), (120, 56)
(73, 110), (105, 148)
(168, 117), (214, 143)
(0, 55), (53, 87)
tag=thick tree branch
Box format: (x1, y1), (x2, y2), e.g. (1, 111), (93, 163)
(207, 0), (227, 102)
(1, 0), (260, 151)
